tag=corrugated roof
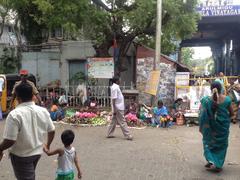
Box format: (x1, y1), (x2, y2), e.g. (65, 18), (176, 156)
(136, 44), (190, 72)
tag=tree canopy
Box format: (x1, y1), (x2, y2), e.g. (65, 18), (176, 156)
(87, 0), (200, 55)
(181, 47), (194, 69)
(1, 0), (200, 62)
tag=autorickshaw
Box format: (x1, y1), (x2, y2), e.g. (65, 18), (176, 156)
(0, 74), (36, 115)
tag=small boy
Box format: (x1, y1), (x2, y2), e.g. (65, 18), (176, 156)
(44, 130), (82, 179)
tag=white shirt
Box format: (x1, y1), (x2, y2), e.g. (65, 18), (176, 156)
(57, 147), (76, 175)
(111, 83), (125, 111)
(76, 84), (87, 104)
(59, 95), (68, 105)
(0, 77), (4, 92)
(3, 102), (55, 157)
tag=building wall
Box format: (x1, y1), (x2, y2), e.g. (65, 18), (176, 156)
(22, 51), (60, 86)
(21, 41), (96, 87)
(136, 57), (176, 108)
(60, 41), (96, 86)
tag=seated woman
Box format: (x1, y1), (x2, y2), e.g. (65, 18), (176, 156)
(84, 97), (99, 114)
(125, 100), (138, 115)
(151, 100), (172, 127)
(172, 98), (185, 119)
(125, 100), (138, 123)
(49, 99), (64, 121)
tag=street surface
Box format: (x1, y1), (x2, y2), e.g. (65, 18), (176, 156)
(0, 121), (240, 180)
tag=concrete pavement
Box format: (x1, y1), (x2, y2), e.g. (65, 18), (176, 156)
(0, 121), (240, 180)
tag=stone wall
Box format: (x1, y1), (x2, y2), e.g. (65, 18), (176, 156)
(136, 57), (176, 108)
(157, 63), (176, 108)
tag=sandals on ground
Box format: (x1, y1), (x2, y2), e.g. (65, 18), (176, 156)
(206, 163), (222, 172)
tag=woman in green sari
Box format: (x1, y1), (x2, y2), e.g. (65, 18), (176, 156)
(199, 81), (233, 172)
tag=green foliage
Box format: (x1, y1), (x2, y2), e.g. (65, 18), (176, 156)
(0, 0), (14, 38)
(69, 72), (86, 85)
(0, 47), (19, 73)
(33, 0), (90, 40)
(86, 0), (200, 55)
(181, 47), (194, 68)
(192, 57), (214, 76)
(5, 0), (199, 57)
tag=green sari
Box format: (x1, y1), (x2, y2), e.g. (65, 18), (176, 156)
(199, 96), (231, 168)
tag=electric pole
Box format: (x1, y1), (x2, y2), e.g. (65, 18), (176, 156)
(154, 0), (162, 70)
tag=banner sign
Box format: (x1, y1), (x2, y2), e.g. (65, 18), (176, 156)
(197, 0), (240, 16)
(87, 58), (114, 79)
(145, 70), (161, 96)
(197, 5), (240, 16)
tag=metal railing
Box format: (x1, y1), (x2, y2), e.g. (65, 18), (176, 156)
(39, 85), (133, 108)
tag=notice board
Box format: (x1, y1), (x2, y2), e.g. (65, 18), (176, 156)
(88, 58), (114, 79)
(145, 70), (161, 95)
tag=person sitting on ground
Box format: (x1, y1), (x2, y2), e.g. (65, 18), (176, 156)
(44, 130), (82, 180)
(125, 99), (139, 124)
(125, 99), (138, 115)
(151, 100), (169, 127)
(50, 99), (64, 121)
(58, 92), (68, 106)
(172, 98), (184, 119)
(88, 97), (99, 113)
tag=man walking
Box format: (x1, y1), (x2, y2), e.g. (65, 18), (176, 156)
(107, 76), (133, 140)
(10, 69), (42, 109)
(0, 82), (55, 180)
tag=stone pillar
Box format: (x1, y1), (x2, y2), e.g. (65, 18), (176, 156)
(232, 39), (240, 75)
(211, 42), (224, 75)
(225, 39), (232, 75)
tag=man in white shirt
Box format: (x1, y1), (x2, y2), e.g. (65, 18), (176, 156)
(107, 77), (132, 140)
(0, 82), (55, 180)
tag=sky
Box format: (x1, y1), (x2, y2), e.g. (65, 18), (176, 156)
(192, 46), (212, 59)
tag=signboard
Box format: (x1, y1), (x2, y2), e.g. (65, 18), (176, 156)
(175, 72), (190, 86)
(197, 0), (240, 16)
(145, 70), (161, 95)
(87, 58), (114, 79)
(189, 87), (201, 110)
(189, 86), (211, 110)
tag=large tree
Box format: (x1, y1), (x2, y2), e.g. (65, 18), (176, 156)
(3, 0), (200, 73)
(87, 0), (200, 56)
(86, 0), (199, 73)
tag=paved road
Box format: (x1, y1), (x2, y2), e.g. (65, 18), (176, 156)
(0, 121), (240, 180)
